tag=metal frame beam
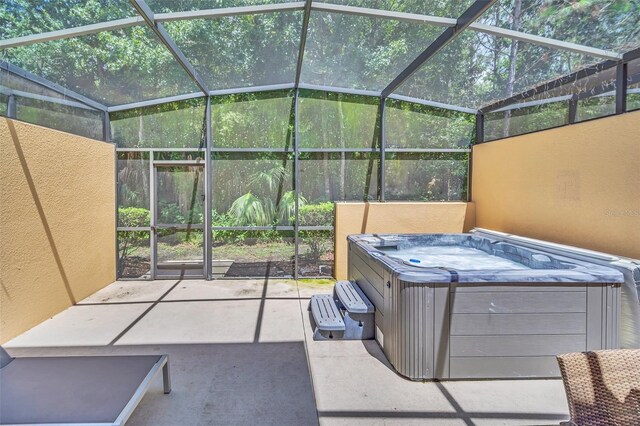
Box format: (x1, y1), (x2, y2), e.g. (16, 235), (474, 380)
(108, 92), (205, 112)
(293, 89), (301, 280)
(311, 4), (621, 61)
(1, 62), (107, 111)
(103, 111), (111, 142)
(1, 2), (623, 67)
(623, 47), (640, 62)
(209, 83), (294, 96)
(479, 60), (617, 113)
(480, 47), (640, 114)
(379, 97), (386, 201)
(568, 95), (578, 124)
(0, 17), (144, 49)
(106, 84), (476, 114)
(616, 62), (628, 114)
(381, 0), (497, 98)
(298, 83), (379, 97)
(129, 0), (210, 95)
(310, 3), (456, 26)
(205, 96), (213, 279)
(386, 94), (477, 114)
(294, 0), (313, 88)
(0, 86), (100, 111)
(7, 94), (16, 118)
(155, 2), (305, 22)
(475, 113), (484, 145)
(490, 94), (573, 113)
(469, 23), (621, 61)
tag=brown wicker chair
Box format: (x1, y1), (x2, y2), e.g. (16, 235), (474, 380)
(556, 349), (640, 426)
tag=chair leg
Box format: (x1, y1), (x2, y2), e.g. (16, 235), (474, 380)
(162, 361), (171, 394)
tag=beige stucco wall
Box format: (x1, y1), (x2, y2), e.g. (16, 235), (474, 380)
(0, 118), (116, 343)
(334, 202), (476, 279)
(472, 110), (640, 260)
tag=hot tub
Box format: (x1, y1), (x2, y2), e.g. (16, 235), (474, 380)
(347, 233), (625, 380)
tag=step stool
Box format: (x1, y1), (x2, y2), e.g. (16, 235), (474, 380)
(309, 280), (375, 341)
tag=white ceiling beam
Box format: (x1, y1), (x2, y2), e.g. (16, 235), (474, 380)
(0, 17), (144, 49)
(469, 23), (622, 61)
(310, 3), (456, 26)
(155, 2), (305, 22)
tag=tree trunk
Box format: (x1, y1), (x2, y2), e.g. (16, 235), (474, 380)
(503, 0), (523, 138)
(320, 110), (332, 200)
(492, 6), (500, 87)
(337, 97), (346, 200)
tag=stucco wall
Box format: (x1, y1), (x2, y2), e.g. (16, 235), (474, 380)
(0, 118), (116, 343)
(334, 202), (475, 279)
(472, 110), (640, 260)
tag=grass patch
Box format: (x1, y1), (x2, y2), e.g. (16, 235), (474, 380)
(298, 278), (336, 286)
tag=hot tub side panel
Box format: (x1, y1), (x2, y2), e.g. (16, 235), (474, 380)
(448, 282), (620, 379)
(348, 242), (449, 380)
(348, 242), (387, 347)
(347, 239), (621, 380)
(385, 276), (450, 380)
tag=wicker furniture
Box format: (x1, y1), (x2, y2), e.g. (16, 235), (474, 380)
(557, 349), (640, 426)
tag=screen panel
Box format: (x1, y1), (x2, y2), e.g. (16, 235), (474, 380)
(300, 11), (442, 91)
(15, 95), (104, 139)
(118, 152), (151, 227)
(298, 90), (379, 149)
(476, 0), (640, 55)
(212, 91), (294, 149)
(111, 98), (206, 148)
(628, 58), (640, 112)
(384, 99), (474, 149)
(393, 29), (601, 110)
(0, 68), (68, 100)
(312, 0), (474, 16)
(0, 0), (136, 40)
(118, 230), (151, 279)
(384, 152), (467, 201)
(0, 92), (6, 115)
(212, 230), (295, 278)
(484, 101), (568, 142)
(212, 152), (295, 226)
(2, 26), (199, 106)
(147, 0), (300, 13)
(298, 229), (334, 277)
(298, 152), (379, 212)
(163, 12), (302, 90)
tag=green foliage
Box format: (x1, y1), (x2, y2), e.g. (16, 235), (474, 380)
(212, 91), (294, 149)
(296, 202), (334, 227)
(117, 207), (151, 274)
(111, 99), (206, 149)
(118, 207), (150, 228)
(156, 201), (180, 224)
(299, 230), (332, 264)
(211, 211), (237, 243)
(228, 193), (272, 226)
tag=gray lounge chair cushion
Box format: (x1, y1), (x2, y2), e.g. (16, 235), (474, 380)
(0, 355), (161, 425)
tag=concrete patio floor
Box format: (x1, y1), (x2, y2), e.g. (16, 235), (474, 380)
(4, 279), (570, 425)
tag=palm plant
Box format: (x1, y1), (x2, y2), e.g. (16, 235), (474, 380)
(228, 165), (305, 226)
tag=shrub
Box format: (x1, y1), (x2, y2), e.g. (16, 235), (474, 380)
(117, 207), (151, 273)
(297, 203), (334, 263)
(118, 207), (150, 227)
(158, 201), (184, 224)
(299, 230), (332, 263)
(296, 202), (334, 227)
